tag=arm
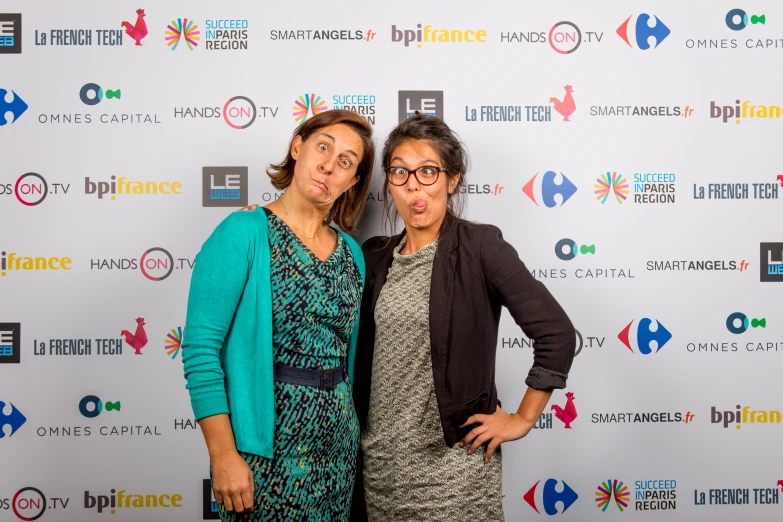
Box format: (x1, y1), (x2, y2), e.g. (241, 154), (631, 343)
(460, 225), (575, 461)
(181, 212), (254, 513)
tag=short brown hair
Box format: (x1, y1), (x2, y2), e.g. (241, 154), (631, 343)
(267, 109), (375, 234)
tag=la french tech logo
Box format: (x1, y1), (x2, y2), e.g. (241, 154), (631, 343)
(524, 479), (578, 515)
(618, 318), (672, 354)
(550, 85), (575, 121)
(121, 317), (148, 355)
(617, 14), (670, 50)
(522, 171), (577, 207)
(551, 391), (577, 428)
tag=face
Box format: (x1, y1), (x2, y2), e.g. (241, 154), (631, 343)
(290, 123), (363, 208)
(387, 140), (458, 232)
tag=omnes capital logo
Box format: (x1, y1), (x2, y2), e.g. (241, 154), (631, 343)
(1, 486), (71, 521)
(121, 318), (148, 355)
(617, 14), (670, 50)
(596, 479), (630, 512)
(202, 166), (248, 207)
(551, 391), (577, 428)
(618, 318), (672, 354)
(1, 251), (72, 276)
(522, 171), (577, 208)
(0, 323), (20, 364)
(727, 312), (765, 334)
(0, 401), (26, 438)
(524, 479), (578, 515)
(711, 99), (783, 124)
(2, 172), (70, 206)
(38, 83), (160, 125)
(550, 86), (575, 121)
(91, 248), (193, 281)
(271, 29), (375, 42)
(84, 489), (182, 515)
(84, 175), (182, 200)
(165, 18), (200, 50)
(711, 405), (782, 429)
(501, 21), (603, 54)
(0, 89), (27, 125)
(165, 327), (183, 359)
(398, 91), (443, 122)
(0, 14), (22, 54)
(391, 24), (487, 48)
(79, 395), (120, 418)
(726, 9), (766, 31)
(760, 242), (783, 282)
(79, 83), (120, 106)
(292, 94), (327, 123)
(555, 239), (594, 261)
(685, 311), (780, 355)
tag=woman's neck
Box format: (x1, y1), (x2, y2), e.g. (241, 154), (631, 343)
(277, 189), (328, 236)
(400, 216), (445, 255)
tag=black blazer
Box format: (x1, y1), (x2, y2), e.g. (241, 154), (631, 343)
(350, 218), (575, 520)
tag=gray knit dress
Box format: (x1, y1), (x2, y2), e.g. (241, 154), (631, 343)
(361, 237), (505, 521)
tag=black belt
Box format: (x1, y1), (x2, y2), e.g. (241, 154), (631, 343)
(273, 363), (347, 390)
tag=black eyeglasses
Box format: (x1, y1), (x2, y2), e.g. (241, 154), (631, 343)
(385, 166), (446, 186)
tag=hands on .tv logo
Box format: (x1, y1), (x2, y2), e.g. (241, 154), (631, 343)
(618, 318), (672, 354)
(726, 9), (765, 31)
(0, 401), (26, 438)
(726, 312), (765, 334)
(0, 89), (27, 125)
(555, 239), (594, 260)
(522, 171), (577, 207)
(617, 14), (670, 49)
(524, 479), (578, 515)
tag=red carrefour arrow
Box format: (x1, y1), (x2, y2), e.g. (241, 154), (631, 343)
(522, 174), (538, 206)
(524, 481), (540, 513)
(618, 320), (634, 353)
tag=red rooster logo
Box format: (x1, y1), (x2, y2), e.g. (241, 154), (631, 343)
(121, 317), (149, 355)
(776, 174), (783, 188)
(550, 85), (576, 122)
(551, 391), (578, 428)
(121, 8), (148, 46)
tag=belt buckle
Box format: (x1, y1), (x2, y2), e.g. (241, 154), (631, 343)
(319, 369), (336, 390)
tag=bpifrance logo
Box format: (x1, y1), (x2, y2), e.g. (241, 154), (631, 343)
(524, 479), (578, 515)
(618, 318), (672, 354)
(596, 479), (630, 512)
(0, 401), (26, 439)
(617, 14), (670, 49)
(0, 89), (27, 125)
(522, 171), (577, 207)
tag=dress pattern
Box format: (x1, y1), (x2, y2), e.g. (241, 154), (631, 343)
(216, 209), (362, 522)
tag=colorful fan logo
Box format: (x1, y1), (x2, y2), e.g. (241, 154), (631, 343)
(165, 326), (184, 359)
(595, 479), (630, 512)
(292, 94), (327, 123)
(595, 171), (629, 204)
(165, 18), (200, 51)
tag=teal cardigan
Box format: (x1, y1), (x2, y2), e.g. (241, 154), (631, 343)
(181, 208), (365, 459)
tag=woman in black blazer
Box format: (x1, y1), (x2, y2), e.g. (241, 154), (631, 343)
(351, 115), (576, 522)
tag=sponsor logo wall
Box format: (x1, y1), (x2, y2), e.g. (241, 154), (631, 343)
(1, 1), (780, 521)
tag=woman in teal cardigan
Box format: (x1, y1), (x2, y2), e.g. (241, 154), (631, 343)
(181, 109), (374, 521)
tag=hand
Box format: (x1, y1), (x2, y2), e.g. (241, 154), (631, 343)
(239, 204), (259, 211)
(458, 406), (535, 462)
(211, 451), (254, 513)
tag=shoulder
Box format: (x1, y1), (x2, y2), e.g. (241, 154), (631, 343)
(451, 220), (503, 245)
(361, 235), (397, 253)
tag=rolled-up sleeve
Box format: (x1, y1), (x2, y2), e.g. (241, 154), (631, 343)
(480, 225), (575, 390)
(181, 212), (250, 420)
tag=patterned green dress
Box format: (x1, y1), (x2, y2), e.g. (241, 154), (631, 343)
(217, 208), (362, 521)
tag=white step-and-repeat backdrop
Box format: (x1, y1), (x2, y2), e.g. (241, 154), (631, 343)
(1, 1), (782, 520)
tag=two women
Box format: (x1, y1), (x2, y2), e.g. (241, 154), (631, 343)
(182, 111), (575, 521)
